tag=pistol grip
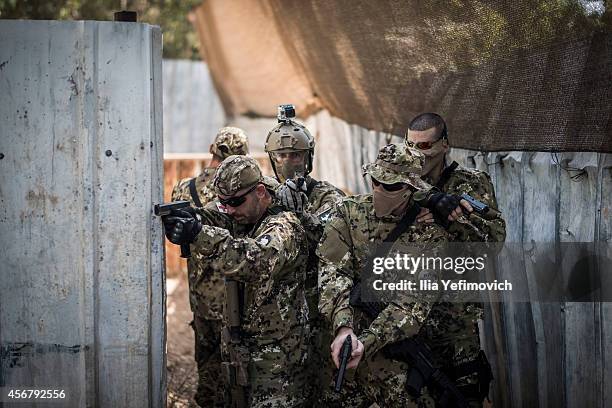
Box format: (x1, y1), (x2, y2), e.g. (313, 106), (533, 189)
(180, 243), (191, 258)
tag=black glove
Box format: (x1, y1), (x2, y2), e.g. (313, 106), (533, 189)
(426, 193), (461, 227)
(277, 179), (308, 214)
(162, 208), (202, 245)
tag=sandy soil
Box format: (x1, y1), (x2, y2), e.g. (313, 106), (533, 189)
(166, 276), (199, 407)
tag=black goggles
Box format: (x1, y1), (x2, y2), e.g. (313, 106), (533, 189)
(371, 177), (408, 192)
(218, 184), (258, 207)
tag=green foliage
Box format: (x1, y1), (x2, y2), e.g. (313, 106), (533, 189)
(0, 0), (202, 60)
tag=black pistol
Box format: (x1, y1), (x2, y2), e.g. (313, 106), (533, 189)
(334, 335), (352, 393)
(460, 193), (501, 220)
(154, 200), (192, 258)
(460, 193), (489, 214)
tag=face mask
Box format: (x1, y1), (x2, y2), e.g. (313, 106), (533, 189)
(407, 128), (447, 179)
(277, 161), (306, 182)
(373, 186), (413, 217)
(419, 141), (447, 178)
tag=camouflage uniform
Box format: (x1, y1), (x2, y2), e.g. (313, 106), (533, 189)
(170, 127), (248, 407)
(426, 162), (506, 243)
(275, 177), (345, 318)
(302, 177), (344, 217)
(264, 111), (352, 405)
(173, 168), (217, 209)
(299, 177), (352, 407)
(317, 144), (484, 407)
(287, 176), (344, 320)
(192, 156), (309, 407)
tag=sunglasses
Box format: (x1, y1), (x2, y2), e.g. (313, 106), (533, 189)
(406, 137), (445, 150)
(405, 125), (448, 150)
(218, 184), (258, 207)
(371, 178), (407, 192)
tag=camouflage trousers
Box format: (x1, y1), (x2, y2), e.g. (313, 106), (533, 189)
(306, 319), (370, 407)
(222, 328), (309, 408)
(247, 342), (307, 408)
(355, 352), (414, 407)
(192, 317), (224, 407)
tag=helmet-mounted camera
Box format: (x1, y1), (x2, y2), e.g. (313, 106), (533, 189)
(277, 104), (296, 123)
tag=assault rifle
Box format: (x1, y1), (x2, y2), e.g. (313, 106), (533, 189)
(383, 337), (470, 408)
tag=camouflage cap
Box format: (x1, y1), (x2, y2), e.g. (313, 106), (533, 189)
(362, 143), (431, 190)
(213, 155), (262, 196)
(210, 127), (249, 159)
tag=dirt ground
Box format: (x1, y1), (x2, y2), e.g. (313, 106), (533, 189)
(166, 275), (199, 407)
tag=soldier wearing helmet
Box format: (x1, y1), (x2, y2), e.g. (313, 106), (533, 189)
(266, 105), (355, 404)
(163, 155), (309, 408)
(317, 143), (490, 407)
(265, 105), (345, 217)
(170, 126), (248, 407)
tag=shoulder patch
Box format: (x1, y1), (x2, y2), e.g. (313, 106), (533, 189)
(318, 207), (334, 223)
(257, 234), (272, 246)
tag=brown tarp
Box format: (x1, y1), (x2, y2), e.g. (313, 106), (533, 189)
(192, 0), (612, 152)
(191, 1), (319, 118)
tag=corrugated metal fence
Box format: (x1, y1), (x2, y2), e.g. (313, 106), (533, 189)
(162, 59), (226, 154)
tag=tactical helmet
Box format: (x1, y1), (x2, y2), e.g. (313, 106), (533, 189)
(210, 127), (249, 160)
(213, 155), (262, 196)
(264, 106), (315, 179)
(362, 144), (431, 191)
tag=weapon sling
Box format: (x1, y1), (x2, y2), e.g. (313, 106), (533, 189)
(188, 177), (204, 208)
(350, 202), (421, 316)
(225, 279), (247, 408)
(435, 161), (459, 190)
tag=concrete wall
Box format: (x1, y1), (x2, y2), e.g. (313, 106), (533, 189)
(0, 20), (165, 407)
(163, 59), (225, 153)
